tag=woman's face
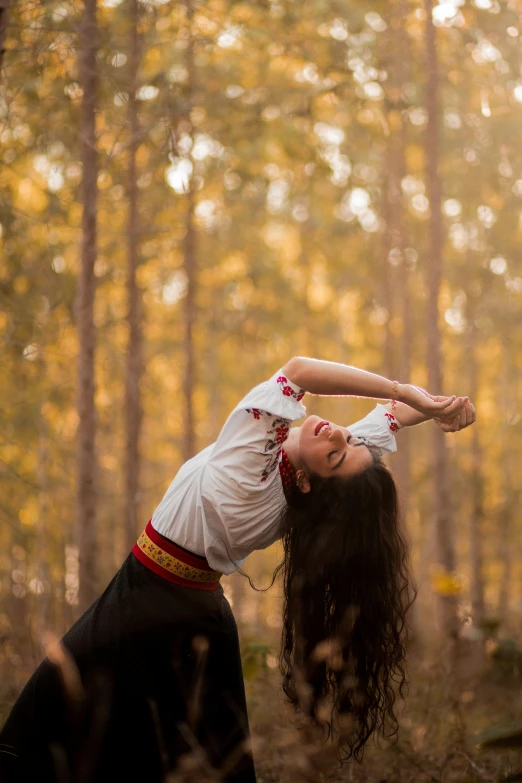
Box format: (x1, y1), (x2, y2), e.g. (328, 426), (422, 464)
(297, 415), (374, 479)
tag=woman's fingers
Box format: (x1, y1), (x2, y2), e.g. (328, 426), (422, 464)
(432, 395), (457, 411)
(463, 400), (476, 428)
(435, 400), (477, 432)
(437, 418), (457, 432)
(440, 396), (466, 418)
(435, 397), (466, 421)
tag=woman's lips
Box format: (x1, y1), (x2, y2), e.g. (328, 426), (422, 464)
(314, 421), (330, 436)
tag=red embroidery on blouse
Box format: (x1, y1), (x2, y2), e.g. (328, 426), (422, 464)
(260, 417), (291, 482)
(275, 375), (306, 401)
(384, 412), (399, 432)
(275, 424), (289, 444)
(245, 374), (305, 483)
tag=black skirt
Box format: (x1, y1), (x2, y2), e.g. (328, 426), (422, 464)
(0, 553), (257, 783)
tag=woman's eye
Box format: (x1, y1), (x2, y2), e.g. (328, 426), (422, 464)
(328, 450), (338, 459)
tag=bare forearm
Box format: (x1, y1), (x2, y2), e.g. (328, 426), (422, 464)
(282, 357), (463, 420)
(383, 401), (431, 428)
(283, 357), (396, 400)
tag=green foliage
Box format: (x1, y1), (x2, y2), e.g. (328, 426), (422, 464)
(241, 638), (272, 681)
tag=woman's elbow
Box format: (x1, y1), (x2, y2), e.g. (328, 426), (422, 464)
(281, 356), (307, 386)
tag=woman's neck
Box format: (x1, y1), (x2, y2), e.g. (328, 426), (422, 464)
(282, 426), (301, 470)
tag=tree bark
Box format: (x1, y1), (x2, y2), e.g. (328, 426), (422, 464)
(468, 323), (485, 626)
(380, 143), (396, 382)
(385, 5), (416, 632)
(124, 0), (144, 554)
(394, 1), (413, 506)
(0, 0), (7, 75)
(390, 112), (414, 556)
(425, 0), (459, 638)
(76, 0), (98, 614)
(182, 1), (197, 462)
(498, 341), (514, 621)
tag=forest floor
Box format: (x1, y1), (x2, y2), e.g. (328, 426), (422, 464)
(246, 640), (522, 783)
(1, 637), (522, 782)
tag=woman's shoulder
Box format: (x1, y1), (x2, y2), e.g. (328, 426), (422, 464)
(233, 369), (307, 421)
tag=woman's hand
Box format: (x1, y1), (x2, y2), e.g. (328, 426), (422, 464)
(397, 383), (464, 418)
(434, 399), (476, 432)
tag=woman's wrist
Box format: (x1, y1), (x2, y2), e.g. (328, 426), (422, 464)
(396, 383), (408, 406)
(385, 401), (431, 427)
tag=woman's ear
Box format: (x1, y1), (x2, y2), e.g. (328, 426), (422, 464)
(296, 470), (311, 494)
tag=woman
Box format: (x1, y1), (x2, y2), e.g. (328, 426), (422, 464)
(0, 357), (475, 782)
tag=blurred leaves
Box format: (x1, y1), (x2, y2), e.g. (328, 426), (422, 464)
(241, 639), (271, 681)
(431, 569), (465, 598)
(2, 0), (522, 656)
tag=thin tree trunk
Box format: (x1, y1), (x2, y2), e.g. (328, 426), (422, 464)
(497, 495), (512, 622)
(182, 1), (197, 461)
(498, 341), (513, 621)
(37, 417), (50, 629)
(425, 0), (458, 638)
(391, 112), (415, 600)
(380, 145), (396, 382)
(394, 2), (413, 508)
(124, 0), (143, 553)
(297, 238), (318, 416)
(385, 7), (416, 633)
(0, 0), (7, 75)
(76, 0), (98, 614)
(207, 298), (221, 441)
(468, 323), (485, 626)
(183, 187), (196, 461)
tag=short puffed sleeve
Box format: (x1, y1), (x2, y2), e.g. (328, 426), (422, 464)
(348, 404), (402, 456)
(205, 370), (306, 490)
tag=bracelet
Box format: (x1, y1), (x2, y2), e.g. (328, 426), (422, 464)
(391, 380), (398, 415)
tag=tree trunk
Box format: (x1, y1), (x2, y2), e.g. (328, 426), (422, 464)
(76, 0), (98, 614)
(0, 0), (7, 75)
(385, 7), (416, 632)
(37, 418), (50, 629)
(182, 1), (197, 462)
(425, 0), (459, 638)
(498, 341), (514, 622)
(380, 146), (396, 383)
(468, 323), (485, 626)
(394, 4), (413, 507)
(124, 0), (143, 554)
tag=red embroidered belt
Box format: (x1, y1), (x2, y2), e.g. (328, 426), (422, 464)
(132, 520), (222, 591)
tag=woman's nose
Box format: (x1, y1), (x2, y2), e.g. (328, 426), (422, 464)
(329, 427), (345, 443)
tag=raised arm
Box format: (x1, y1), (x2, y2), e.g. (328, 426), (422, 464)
(281, 356), (459, 419)
(382, 398), (476, 432)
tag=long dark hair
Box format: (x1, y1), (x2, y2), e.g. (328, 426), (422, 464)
(277, 456), (415, 760)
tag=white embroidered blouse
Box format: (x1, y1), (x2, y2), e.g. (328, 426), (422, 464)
(152, 370), (402, 575)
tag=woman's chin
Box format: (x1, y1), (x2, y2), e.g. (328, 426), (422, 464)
(299, 415), (322, 452)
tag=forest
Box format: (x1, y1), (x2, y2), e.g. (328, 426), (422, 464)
(2, 0), (522, 780)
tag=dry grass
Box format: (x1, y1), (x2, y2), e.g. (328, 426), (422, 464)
(2, 632), (522, 782)
(246, 642), (522, 783)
